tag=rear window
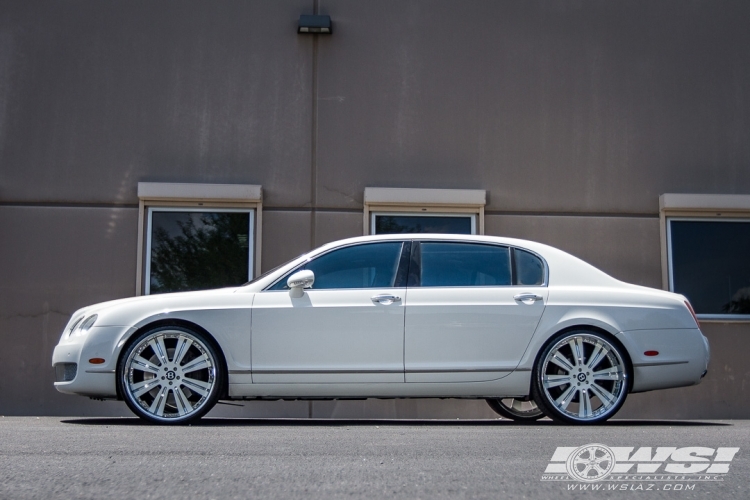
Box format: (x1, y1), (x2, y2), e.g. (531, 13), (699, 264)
(515, 249), (544, 286)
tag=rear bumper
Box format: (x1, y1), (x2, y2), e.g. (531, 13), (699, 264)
(617, 328), (709, 393)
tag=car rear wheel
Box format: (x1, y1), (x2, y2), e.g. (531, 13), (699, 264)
(486, 398), (545, 421)
(532, 331), (629, 424)
(118, 326), (223, 424)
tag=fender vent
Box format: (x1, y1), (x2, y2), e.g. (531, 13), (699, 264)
(54, 363), (77, 382)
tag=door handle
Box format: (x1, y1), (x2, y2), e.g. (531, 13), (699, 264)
(514, 293), (543, 303)
(371, 294), (402, 305)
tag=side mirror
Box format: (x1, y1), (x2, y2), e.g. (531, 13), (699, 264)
(288, 270), (314, 298)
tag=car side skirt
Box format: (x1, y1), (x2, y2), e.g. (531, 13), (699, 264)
(227, 370), (531, 399)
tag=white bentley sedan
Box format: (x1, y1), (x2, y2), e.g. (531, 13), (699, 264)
(53, 234), (709, 424)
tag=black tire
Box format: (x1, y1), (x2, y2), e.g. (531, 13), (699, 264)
(531, 330), (630, 424)
(117, 325), (224, 424)
(486, 398), (545, 421)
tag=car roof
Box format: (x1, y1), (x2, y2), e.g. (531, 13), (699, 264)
(315, 233), (549, 251)
(307, 234), (621, 288)
(241, 233), (629, 292)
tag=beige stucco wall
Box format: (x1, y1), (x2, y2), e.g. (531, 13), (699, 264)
(1, 0), (749, 417)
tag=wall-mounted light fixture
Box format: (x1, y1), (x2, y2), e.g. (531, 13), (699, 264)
(298, 15), (332, 34)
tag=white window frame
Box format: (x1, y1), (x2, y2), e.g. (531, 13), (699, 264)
(369, 211), (477, 235)
(363, 187), (486, 236)
(660, 193), (750, 321)
(144, 207), (256, 295)
(137, 182), (263, 295)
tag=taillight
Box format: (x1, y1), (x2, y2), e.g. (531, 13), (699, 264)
(685, 300), (700, 328)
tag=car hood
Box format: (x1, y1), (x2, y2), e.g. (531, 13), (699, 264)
(71, 287), (243, 327)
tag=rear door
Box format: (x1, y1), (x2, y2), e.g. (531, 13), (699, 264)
(404, 241), (548, 382)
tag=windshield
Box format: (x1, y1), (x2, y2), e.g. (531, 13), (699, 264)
(241, 253), (308, 287)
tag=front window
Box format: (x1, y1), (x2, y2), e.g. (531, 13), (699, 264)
(668, 218), (750, 317)
(269, 242), (405, 290)
(146, 208), (255, 294)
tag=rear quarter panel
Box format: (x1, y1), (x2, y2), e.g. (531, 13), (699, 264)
(516, 285), (698, 371)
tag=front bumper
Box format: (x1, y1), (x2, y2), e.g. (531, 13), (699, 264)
(52, 325), (134, 397)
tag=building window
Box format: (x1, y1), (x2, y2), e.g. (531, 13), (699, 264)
(372, 213), (475, 235)
(364, 187), (485, 236)
(146, 208), (254, 294)
(667, 219), (750, 316)
(660, 194), (750, 319)
(137, 183), (262, 295)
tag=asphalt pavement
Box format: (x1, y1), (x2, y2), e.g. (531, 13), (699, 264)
(1, 417), (749, 500)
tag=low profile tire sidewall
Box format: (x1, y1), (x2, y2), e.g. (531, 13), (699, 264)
(117, 326), (224, 424)
(532, 331), (630, 425)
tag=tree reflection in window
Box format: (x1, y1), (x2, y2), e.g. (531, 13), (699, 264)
(149, 211), (250, 294)
(723, 287), (750, 314)
(375, 215), (472, 234)
(670, 219), (750, 315)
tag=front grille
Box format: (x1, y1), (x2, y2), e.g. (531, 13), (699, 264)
(54, 363), (77, 382)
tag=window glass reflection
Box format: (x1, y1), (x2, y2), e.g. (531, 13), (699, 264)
(150, 211), (250, 294)
(269, 242), (404, 290)
(670, 220), (750, 315)
(420, 243), (511, 287)
(306, 243), (403, 289)
(375, 215), (472, 234)
(515, 249), (544, 285)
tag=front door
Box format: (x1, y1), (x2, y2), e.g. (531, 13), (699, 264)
(252, 241), (409, 383)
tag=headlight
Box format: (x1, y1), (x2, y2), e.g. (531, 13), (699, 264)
(69, 314), (98, 337)
(67, 316), (84, 336)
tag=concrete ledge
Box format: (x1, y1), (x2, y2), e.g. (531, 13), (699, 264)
(364, 187), (485, 207)
(138, 182), (262, 202)
(660, 193), (750, 213)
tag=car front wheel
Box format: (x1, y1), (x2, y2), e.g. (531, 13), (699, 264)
(118, 326), (223, 424)
(532, 331), (630, 424)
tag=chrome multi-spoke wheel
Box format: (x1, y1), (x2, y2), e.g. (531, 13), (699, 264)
(486, 398), (544, 421)
(118, 327), (222, 424)
(532, 331), (629, 424)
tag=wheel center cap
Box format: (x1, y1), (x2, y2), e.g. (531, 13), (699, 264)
(166, 371), (176, 381)
(577, 373), (587, 382)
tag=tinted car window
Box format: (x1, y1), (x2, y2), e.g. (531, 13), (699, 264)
(270, 242), (404, 290)
(420, 243), (511, 287)
(515, 249), (545, 285)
